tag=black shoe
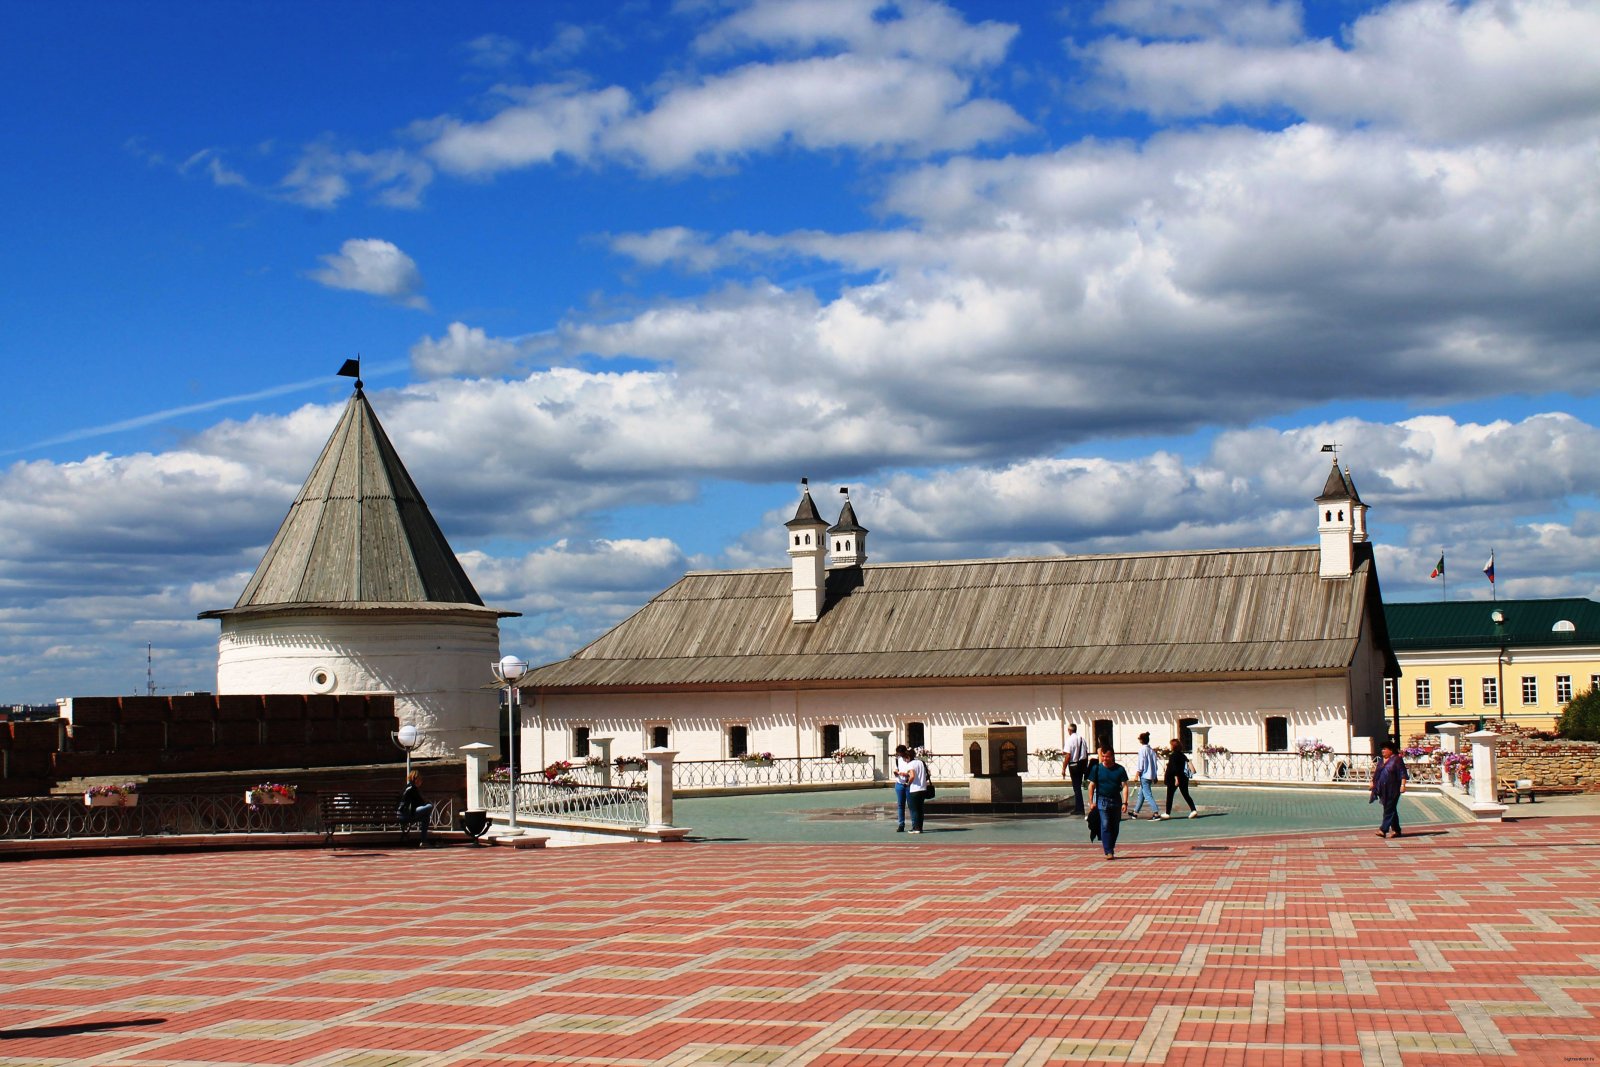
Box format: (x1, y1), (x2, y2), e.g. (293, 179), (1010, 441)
(895, 826), (905, 832)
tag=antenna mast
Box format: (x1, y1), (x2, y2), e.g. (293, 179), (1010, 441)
(147, 643), (156, 696)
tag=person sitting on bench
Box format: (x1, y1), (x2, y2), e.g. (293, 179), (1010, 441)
(398, 771), (434, 846)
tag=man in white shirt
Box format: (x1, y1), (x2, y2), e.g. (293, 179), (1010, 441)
(1061, 723), (1090, 814)
(1130, 732), (1161, 820)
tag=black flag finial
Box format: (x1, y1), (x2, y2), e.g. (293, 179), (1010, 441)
(337, 357), (362, 392)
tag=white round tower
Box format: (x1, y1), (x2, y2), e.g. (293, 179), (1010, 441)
(201, 372), (517, 757)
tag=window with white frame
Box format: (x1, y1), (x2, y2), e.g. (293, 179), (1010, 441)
(726, 723), (749, 759)
(1447, 677), (1463, 707)
(1591, 673), (1600, 695)
(1383, 678), (1395, 709)
(1483, 677), (1498, 706)
(1264, 716), (1289, 751)
(820, 723), (841, 756)
(1415, 679), (1431, 708)
(647, 722), (671, 749)
(1557, 675), (1572, 704)
(1522, 676), (1538, 705)
(572, 725), (591, 758)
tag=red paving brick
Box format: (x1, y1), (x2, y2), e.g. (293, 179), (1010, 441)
(2, 821), (1600, 1064)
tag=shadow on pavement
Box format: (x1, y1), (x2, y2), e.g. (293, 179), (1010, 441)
(2, 1018), (165, 1041)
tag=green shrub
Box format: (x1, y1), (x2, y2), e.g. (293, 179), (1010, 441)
(1557, 687), (1600, 742)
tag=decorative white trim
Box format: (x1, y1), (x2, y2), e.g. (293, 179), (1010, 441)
(308, 666), (337, 693)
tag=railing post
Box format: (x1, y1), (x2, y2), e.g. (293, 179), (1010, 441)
(644, 747), (678, 830)
(591, 736), (613, 787)
(869, 730), (891, 781)
(1465, 729), (1507, 821)
(460, 742), (493, 811)
(1434, 722), (1466, 756)
(1188, 723), (1212, 777)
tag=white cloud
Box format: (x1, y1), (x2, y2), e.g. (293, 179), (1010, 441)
(1083, 0), (1600, 142)
(696, 0), (1019, 67)
(1096, 0), (1306, 44)
(422, 83), (632, 175)
(410, 322), (540, 379)
(308, 238), (430, 310)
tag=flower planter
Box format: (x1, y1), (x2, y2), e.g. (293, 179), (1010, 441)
(739, 760), (775, 768)
(246, 790), (294, 805)
(84, 793), (137, 808)
(615, 760), (646, 771)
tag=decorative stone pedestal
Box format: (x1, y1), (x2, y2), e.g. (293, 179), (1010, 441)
(962, 725), (1027, 804)
(1464, 729), (1508, 822)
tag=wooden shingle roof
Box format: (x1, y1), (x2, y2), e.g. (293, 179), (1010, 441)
(202, 388), (505, 620)
(520, 544), (1393, 691)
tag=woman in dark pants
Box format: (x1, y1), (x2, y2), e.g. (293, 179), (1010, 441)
(1370, 741), (1409, 838)
(398, 770), (435, 846)
(1085, 746), (1130, 859)
(1162, 738), (1199, 818)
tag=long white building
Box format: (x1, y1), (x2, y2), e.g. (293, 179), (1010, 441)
(515, 464), (1398, 766)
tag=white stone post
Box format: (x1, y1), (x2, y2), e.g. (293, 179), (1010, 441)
(590, 735), (613, 787)
(1188, 723), (1212, 778)
(1465, 729), (1507, 821)
(869, 729), (892, 781)
(460, 742), (493, 811)
(1434, 722), (1466, 755)
(644, 747), (678, 830)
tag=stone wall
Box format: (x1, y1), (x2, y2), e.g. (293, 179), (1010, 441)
(0, 694), (403, 797)
(1492, 721), (1600, 793)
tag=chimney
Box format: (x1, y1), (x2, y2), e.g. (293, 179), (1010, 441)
(827, 486), (868, 568)
(784, 478), (828, 622)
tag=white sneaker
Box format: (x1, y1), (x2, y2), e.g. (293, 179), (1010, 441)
(1159, 813), (1170, 820)
(1189, 810), (1199, 818)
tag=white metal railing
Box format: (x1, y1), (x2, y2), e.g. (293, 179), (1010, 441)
(671, 755), (877, 790)
(1197, 751), (1393, 784)
(481, 777), (647, 828)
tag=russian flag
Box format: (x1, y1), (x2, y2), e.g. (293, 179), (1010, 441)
(1483, 552), (1495, 584)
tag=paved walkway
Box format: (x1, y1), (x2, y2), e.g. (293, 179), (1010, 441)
(4, 816), (1600, 1066)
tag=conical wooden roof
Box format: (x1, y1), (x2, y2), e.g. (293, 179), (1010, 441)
(209, 387), (492, 616)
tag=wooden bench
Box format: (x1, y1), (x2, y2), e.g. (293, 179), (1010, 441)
(1497, 777), (1536, 804)
(319, 792), (418, 844)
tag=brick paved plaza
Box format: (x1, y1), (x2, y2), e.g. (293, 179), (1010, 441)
(4, 815), (1600, 1066)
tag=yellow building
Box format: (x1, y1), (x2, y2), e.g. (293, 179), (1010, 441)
(1383, 598), (1600, 737)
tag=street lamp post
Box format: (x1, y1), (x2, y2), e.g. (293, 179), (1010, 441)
(391, 723), (422, 780)
(492, 654), (528, 837)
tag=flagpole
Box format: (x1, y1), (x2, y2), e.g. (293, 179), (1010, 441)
(1441, 551), (1446, 603)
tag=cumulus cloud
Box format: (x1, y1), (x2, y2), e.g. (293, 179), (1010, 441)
(410, 322), (546, 379)
(1083, 0), (1600, 142)
(695, 0), (1019, 67)
(308, 238), (430, 309)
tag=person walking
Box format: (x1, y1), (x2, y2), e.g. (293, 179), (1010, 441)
(1062, 723), (1090, 815)
(905, 749), (931, 834)
(1085, 746), (1130, 859)
(1129, 732), (1161, 819)
(892, 744), (915, 832)
(1370, 741), (1409, 838)
(1162, 737), (1199, 818)
(397, 770), (435, 846)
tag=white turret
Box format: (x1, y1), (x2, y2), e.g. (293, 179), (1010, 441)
(1315, 460), (1357, 579)
(828, 487), (868, 569)
(785, 478), (828, 623)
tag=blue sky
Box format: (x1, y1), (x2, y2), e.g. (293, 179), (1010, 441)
(3, 0), (1598, 702)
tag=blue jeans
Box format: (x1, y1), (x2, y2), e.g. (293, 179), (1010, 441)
(1130, 778), (1159, 816)
(907, 790), (927, 832)
(894, 781), (909, 828)
(405, 802), (433, 840)
(1096, 796), (1121, 855)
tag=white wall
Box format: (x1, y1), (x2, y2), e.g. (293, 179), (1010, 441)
(529, 674), (1364, 766)
(216, 611), (501, 756)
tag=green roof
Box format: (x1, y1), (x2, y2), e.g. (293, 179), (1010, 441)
(1384, 598), (1600, 651)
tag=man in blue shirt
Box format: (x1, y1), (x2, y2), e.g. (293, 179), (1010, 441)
(1085, 747), (1131, 859)
(1130, 732), (1161, 820)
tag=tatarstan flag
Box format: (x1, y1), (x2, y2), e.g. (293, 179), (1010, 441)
(1430, 554), (1444, 579)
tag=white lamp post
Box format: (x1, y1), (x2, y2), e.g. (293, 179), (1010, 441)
(391, 723), (422, 780)
(491, 654), (528, 837)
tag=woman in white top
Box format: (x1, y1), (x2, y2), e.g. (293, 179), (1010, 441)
(892, 744), (915, 832)
(905, 751), (930, 834)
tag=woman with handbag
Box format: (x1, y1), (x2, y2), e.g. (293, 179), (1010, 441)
(906, 750), (931, 834)
(1162, 738), (1199, 819)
